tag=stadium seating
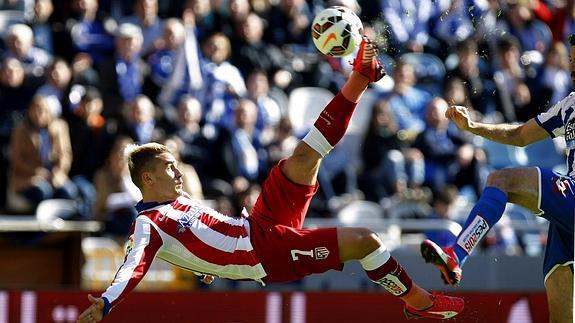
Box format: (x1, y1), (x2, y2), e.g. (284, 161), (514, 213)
(287, 87), (334, 137)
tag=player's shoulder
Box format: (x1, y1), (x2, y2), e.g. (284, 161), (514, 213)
(548, 92), (575, 114)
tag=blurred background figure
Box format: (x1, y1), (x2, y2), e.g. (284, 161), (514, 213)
(161, 135), (204, 201)
(118, 94), (163, 144)
(3, 23), (52, 77)
(97, 23), (147, 120)
(35, 58), (72, 117)
(200, 32), (246, 128)
(119, 0), (163, 57)
(414, 97), (488, 198)
(8, 95), (79, 212)
(385, 59), (431, 136)
(360, 99), (424, 203)
(29, 0), (55, 55)
(93, 136), (141, 241)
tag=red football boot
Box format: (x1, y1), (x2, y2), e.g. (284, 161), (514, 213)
(352, 36), (386, 82)
(404, 292), (464, 320)
(420, 239), (462, 286)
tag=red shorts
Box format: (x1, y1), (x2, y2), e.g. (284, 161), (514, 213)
(248, 160), (343, 283)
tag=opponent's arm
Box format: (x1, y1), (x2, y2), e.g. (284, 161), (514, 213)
(446, 105), (549, 147)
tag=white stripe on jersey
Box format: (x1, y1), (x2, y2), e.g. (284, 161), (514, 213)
(103, 221), (154, 304)
(145, 218), (266, 280)
(158, 206), (254, 252)
(177, 197), (246, 226)
(536, 92), (575, 176)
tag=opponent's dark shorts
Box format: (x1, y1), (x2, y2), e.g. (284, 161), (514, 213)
(537, 167), (575, 281)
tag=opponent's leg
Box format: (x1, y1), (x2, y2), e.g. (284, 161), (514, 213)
(421, 167), (539, 285)
(282, 37), (385, 186)
(338, 227), (464, 319)
(545, 265), (573, 323)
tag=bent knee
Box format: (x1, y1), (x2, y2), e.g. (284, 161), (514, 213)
(355, 228), (382, 257)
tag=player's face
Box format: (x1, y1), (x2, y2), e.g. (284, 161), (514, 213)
(149, 152), (184, 200)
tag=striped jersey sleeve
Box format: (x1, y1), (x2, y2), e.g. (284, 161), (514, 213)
(100, 217), (163, 315)
(535, 92), (575, 138)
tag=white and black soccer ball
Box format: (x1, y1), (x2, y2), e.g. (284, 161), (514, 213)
(311, 6), (363, 57)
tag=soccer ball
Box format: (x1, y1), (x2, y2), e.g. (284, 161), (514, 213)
(311, 6), (363, 57)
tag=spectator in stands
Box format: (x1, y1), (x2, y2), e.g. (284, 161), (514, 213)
(0, 57), (44, 128)
(162, 136), (204, 201)
(263, 0), (313, 50)
(119, 0), (164, 57)
(35, 58), (72, 117)
(443, 77), (473, 111)
(235, 182), (261, 214)
(547, 0), (575, 44)
(385, 59), (432, 136)
(493, 35), (534, 122)
(230, 13), (292, 90)
(360, 99), (424, 202)
(246, 69), (283, 134)
(445, 39), (498, 117)
(97, 23), (147, 120)
(183, 0), (224, 42)
(148, 17), (203, 109)
(379, 0), (439, 55)
(93, 136), (141, 239)
(223, 98), (268, 183)
(3, 23), (52, 77)
(170, 95), (210, 167)
(67, 87), (116, 209)
(146, 17), (187, 105)
(414, 97), (487, 197)
(29, 0), (55, 54)
(431, 0), (486, 58)
(200, 32), (247, 128)
(118, 95), (163, 144)
(220, 0), (252, 42)
(266, 116), (298, 170)
(504, 0), (551, 54)
(8, 95), (78, 210)
(533, 41), (572, 109)
(424, 185), (460, 247)
(63, 0), (115, 65)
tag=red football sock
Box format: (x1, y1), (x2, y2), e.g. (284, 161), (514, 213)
(313, 91), (357, 146)
(365, 256), (413, 297)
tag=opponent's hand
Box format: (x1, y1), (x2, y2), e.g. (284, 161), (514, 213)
(445, 105), (473, 131)
(201, 274), (215, 284)
(77, 294), (104, 323)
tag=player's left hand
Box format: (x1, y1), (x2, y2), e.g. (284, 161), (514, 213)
(201, 274), (215, 284)
(445, 105), (473, 132)
(77, 294), (104, 323)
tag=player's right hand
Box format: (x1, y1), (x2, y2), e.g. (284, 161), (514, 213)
(77, 294), (104, 323)
(445, 105), (472, 131)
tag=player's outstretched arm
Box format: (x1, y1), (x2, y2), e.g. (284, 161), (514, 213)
(77, 294), (104, 323)
(446, 105), (548, 146)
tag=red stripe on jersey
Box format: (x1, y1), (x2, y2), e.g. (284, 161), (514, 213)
(142, 209), (260, 267)
(151, 199), (249, 239)
(198, 213), (249, 238)
(174, 227), (260, 266)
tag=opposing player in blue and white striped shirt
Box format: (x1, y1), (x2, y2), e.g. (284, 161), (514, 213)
(421, 36), (575, 323)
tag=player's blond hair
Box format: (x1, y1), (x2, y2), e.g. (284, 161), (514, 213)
(124, 142), (169, 189)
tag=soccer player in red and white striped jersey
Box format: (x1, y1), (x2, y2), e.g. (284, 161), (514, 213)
(77, 37), (464, 322)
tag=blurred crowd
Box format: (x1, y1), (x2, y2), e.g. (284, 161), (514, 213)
(0, 0), (564, 255)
